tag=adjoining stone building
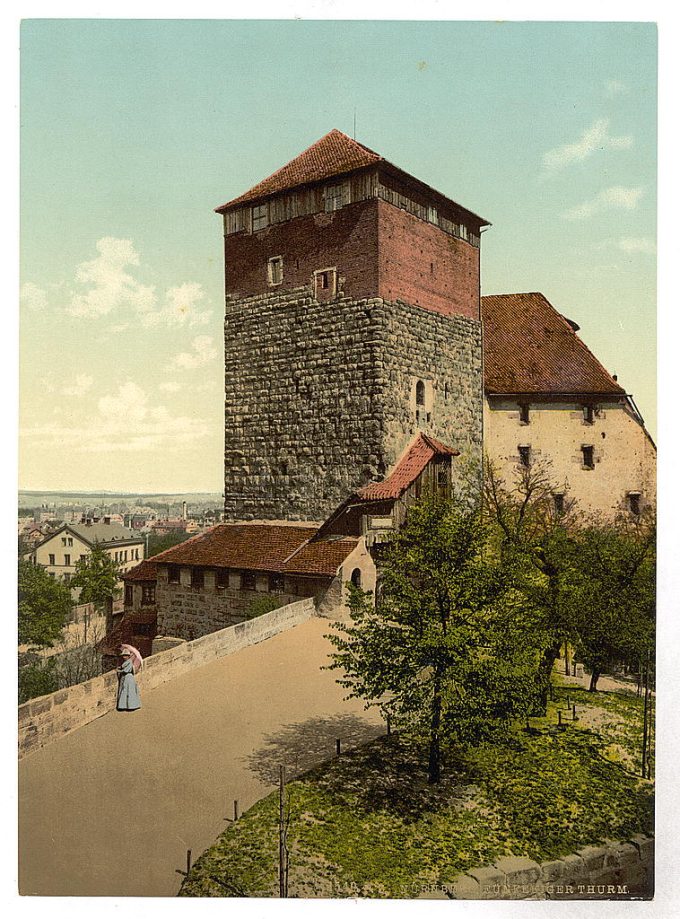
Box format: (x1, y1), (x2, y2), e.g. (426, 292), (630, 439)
(112, 432), (458, 646)
(482, 293), (656, 519)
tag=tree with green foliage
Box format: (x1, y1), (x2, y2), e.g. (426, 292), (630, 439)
(70, 542), (121, 614)
(18, 560), (72, 648)
(567, 518), (655, 691)
(146, 530), (191, 558)
(483, 457), (582, 710)
(327, 496), (543, 784)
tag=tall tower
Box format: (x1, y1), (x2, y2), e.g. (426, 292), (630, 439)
(216, 130), (489, 521)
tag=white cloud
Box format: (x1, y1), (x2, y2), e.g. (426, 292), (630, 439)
(61, 374), (94, 397)
(21, 282), (48, 312)
(174, 335), (218, 369)
(67, 237), (156, 318)
(159, 381), (182, 393)
(561, 186), (644, 220)
(618, 237), (656, 255)
(605, 79), (628, 98)
(20, 380), (209, 454)
(141, 283), (212, 328)
(542, 119), (633, 172)
(65, 237), (211, 327)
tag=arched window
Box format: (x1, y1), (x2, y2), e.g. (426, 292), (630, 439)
(350, 568), (362, 589)
(415, 380), (425, 406)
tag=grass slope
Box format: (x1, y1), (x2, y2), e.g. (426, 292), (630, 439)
(180, 685), (654, 898)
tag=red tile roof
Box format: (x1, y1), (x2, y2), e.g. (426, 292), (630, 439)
(149, 523), (358, 578)
(122, 559), (158, 582)
(482, 293), (625, 396)
(357, 433), (459, 502)
(216, 130), (383, 211)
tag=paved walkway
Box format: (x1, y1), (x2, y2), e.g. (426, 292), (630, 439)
(18, 617), (384, 897)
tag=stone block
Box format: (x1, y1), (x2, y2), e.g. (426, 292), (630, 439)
(450, 875), (481, 899)
(468, 865), (505, 897)
(605, 842), (639, 869)
(630, 835), (654, 863)
(494, 856), (541, 887)
(540, 859), (567, 883)
(577, 845), (608, 873)
(561, 853), (585, 881)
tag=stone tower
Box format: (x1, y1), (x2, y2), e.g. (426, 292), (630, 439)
(216, 130), (488, 521)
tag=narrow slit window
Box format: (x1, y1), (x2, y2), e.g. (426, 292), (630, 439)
(627, 492), (641, 515)
(518, 446), (531, 468)
(582, 445), (595, 469)
(519, 403), (530, 424)
(168, 565), (180, 584)
(415, 380), (425, 406)
(191, 569), (204, 589)
(583, 405), (595, 425)
(267, 256), (283, 286)
(216, 569), (229, 589)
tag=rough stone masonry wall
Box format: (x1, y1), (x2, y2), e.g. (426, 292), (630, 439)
(224, 288), (482, 521)
(445, 837), (653, 900)
(18, 598), (315, 759)
(156, 566), (330, 639)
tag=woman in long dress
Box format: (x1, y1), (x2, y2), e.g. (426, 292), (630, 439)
(116, 644), (142, 712)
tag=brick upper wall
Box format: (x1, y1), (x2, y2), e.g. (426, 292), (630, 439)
(224, 196), (480, 322)
(224, 198), (379, 301)
(376, 198), (480, 320)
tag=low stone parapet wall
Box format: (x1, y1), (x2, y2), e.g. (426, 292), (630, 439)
(446, 835), (653, 900)
(18, 597), (315, 759)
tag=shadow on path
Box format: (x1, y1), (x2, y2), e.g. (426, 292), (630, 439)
(245, 712), (384, 784)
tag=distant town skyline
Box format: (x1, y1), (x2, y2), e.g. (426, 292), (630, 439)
(20, 19), (657, 492)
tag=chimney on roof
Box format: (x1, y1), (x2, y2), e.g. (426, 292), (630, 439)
(613, 374), (618, 381)
(182, 501), (187, 521)
(104, 516), (111, 525)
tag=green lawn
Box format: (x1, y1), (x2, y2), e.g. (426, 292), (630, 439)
(180, 681), (654, 899)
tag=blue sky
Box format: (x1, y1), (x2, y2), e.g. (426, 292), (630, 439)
(19, 19), (657, 492)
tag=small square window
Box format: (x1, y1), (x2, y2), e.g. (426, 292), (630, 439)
(518, 446), (531, 468)
(324, 183), (347, 212)
(191, 569), (204, 589)
(627, 492), (641, 515)
(269, 574), (285, 593)
(583, 405), (595, 424)
(582, 445), (595, 469)
(216, 569), (229, 589)
(252, 203), (268, 231)
(519, 404), (530, 424)
(49, 553), (55, 565)
(242, 571), (256, 591)
(64, 554), (71, 566)
(168, 565), (180, 584)
(268, 256), (283, 286)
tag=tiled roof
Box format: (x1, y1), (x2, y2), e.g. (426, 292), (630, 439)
(357, 433), (459, 502)
(122, 559), (158, 582)
(216, 130), (383, 211)
(482, 293), (625, 396)
(150, 524), (358, 577)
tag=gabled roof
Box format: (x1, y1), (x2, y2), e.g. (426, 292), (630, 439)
(148, 523), (358, 578)
(481, 293), (625, 396)
(34, 521), (143, 551)
(216, 129), (382, 211)
(357, 433), (459, 502)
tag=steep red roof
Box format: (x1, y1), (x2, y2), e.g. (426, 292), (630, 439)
(122, 559), (158, 582)
(216, 130), (383, 212)
(482, 293), (625, 396)
(150, 523), (357, 578)
(357, 433), (459, 502)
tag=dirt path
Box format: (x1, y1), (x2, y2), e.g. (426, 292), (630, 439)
(18, 617), (384, 897)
